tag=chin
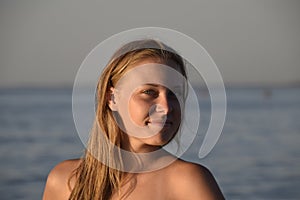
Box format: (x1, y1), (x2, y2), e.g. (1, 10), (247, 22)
(146, 132), (175, 147)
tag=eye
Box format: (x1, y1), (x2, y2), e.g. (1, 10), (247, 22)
(168, 89), (182, 99)
(142, 89), (158, 97)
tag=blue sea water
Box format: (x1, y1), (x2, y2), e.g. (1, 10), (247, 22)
(0, 87), (299, 200)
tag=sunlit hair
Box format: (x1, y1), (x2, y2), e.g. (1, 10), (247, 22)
(69, 39), (187, 200)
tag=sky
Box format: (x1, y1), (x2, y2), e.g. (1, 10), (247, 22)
(0, 0), (299, 88)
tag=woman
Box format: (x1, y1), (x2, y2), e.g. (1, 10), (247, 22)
(43, 39), (225, 200)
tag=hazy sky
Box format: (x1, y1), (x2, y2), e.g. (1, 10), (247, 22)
(0, 0), (299, 87)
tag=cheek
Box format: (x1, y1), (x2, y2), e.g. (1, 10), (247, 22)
(172, 101), (182, 126)
(172, 99), (182, 113)
(128, 97), (151, 124)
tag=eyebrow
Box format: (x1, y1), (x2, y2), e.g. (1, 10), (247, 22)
(143, 83), (183, 90)
(143, 83), (159, 87)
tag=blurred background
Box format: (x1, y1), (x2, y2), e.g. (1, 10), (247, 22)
(0, 0), (299, 199)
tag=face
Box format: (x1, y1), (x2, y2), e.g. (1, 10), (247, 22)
(109, 60), (186, 151)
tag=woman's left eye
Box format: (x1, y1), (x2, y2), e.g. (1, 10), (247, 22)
(168, 90), (182, 98)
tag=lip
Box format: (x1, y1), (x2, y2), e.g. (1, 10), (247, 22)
(146, 120), (172, 127)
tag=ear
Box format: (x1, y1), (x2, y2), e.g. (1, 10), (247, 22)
(107, 87), (118, 111)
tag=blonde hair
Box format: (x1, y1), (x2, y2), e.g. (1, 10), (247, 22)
(69, 39), (186, 200)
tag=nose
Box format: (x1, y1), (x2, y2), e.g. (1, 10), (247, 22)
(155, 93), (173, 114)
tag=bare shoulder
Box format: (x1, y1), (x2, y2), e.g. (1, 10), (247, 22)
(42, 159), (82, 200)
(166, 159), (225, 200)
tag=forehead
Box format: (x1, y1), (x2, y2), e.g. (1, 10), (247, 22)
(115, 61), (185, 91)
(132, 58), (183, 74)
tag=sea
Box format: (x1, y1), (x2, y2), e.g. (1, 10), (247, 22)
(0, 87), (299, 200)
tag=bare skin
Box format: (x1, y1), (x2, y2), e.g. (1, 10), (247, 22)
(43, 60), (225, 199)
(43, 158), (224, 200)
(42, 159), (79, 200)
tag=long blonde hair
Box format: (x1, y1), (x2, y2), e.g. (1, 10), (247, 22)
(69, 39), (186, 200)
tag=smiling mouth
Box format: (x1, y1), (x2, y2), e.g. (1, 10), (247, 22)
(145, 120), (172, 127)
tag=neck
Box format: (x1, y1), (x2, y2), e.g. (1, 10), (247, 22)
(124, 136), (161, 153)
(120, 137), (175, 172)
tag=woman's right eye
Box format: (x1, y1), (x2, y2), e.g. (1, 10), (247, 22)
(142, 89), (158, 97)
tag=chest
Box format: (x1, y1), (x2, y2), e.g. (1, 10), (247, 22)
(110, 173), (171, 200)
